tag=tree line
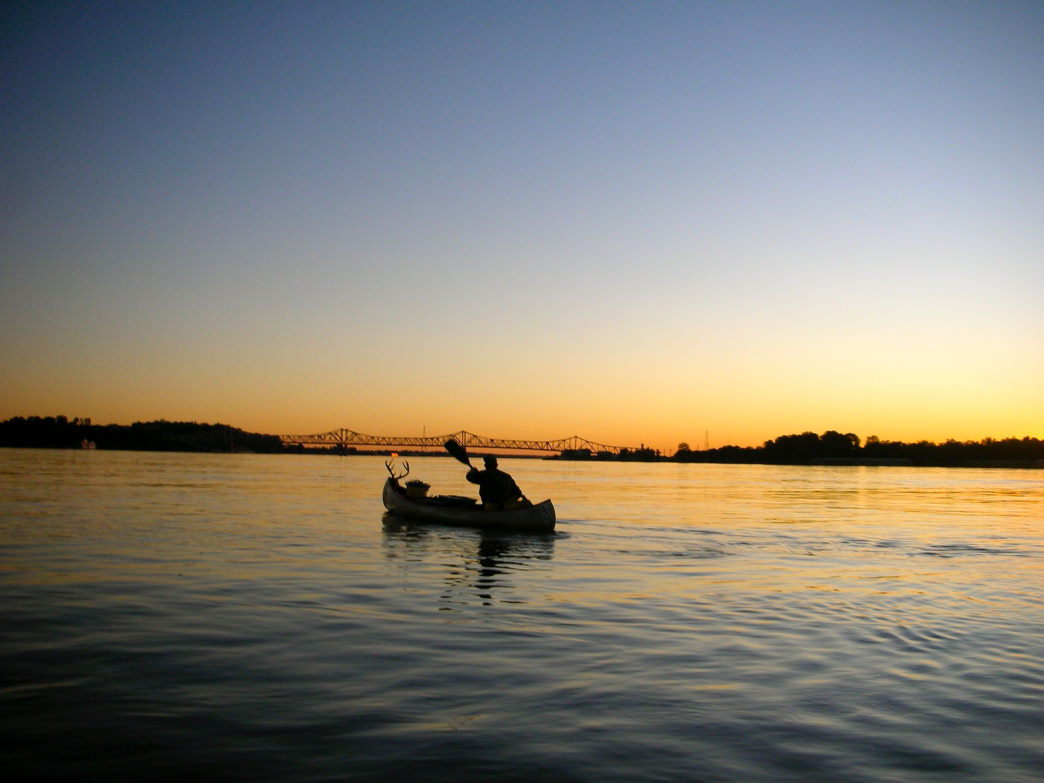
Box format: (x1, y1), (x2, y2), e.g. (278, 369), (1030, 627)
(674, 430), (1044, 467)
(0, 416), (284, 453)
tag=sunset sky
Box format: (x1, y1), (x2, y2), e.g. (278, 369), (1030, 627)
(2, 1), (1042, 452)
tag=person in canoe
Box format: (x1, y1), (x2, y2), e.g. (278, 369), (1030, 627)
(466, 455), (530, 511)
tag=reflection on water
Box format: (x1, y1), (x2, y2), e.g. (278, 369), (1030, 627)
(382, 514), (556, 607)
(2, 451), (1043, 782)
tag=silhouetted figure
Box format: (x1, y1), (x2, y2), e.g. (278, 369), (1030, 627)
(466, 455), (526, 510)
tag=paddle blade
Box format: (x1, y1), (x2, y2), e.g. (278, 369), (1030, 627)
(444, 438), (471, 466)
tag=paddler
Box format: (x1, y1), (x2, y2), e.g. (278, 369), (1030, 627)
(466, 455), (529, 510)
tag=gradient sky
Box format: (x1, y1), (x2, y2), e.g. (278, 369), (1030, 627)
(2, 1), (1042, 451)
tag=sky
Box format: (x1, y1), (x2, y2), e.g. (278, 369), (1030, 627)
(2, 1), (1042, 452)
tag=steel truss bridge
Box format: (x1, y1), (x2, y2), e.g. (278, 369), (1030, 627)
(278, 428), (635, 456)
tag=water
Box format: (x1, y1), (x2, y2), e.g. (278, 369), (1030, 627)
(2, 449), (1042, 782)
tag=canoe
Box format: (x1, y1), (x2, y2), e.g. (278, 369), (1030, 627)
(382, 478), (555, 533)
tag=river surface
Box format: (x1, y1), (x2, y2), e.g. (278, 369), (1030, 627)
(1, 449), (1042, 782)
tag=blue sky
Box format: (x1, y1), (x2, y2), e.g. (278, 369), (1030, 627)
(2, 1), (1042, 450)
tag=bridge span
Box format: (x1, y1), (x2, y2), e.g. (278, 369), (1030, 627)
(278, 428), (635, 456)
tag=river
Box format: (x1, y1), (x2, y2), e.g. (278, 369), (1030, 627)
(1, 449), (1042, 781)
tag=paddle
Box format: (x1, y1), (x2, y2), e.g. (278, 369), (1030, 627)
(444, 438), (472, 468)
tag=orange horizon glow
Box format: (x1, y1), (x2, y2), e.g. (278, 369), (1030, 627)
(4, 326), (1039, 454)
(1, 398), (1040, 456)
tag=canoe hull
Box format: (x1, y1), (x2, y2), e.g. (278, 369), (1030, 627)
(382, 478), (555, 533)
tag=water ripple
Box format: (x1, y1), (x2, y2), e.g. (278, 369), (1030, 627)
(3, 453), (1043, 781)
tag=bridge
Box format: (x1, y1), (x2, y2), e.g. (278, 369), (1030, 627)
(277, 428), (637, 456)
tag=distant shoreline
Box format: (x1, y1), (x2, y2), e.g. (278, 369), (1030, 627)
(2, 417), (1042, 469)
(3, 444), (1041, 470)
